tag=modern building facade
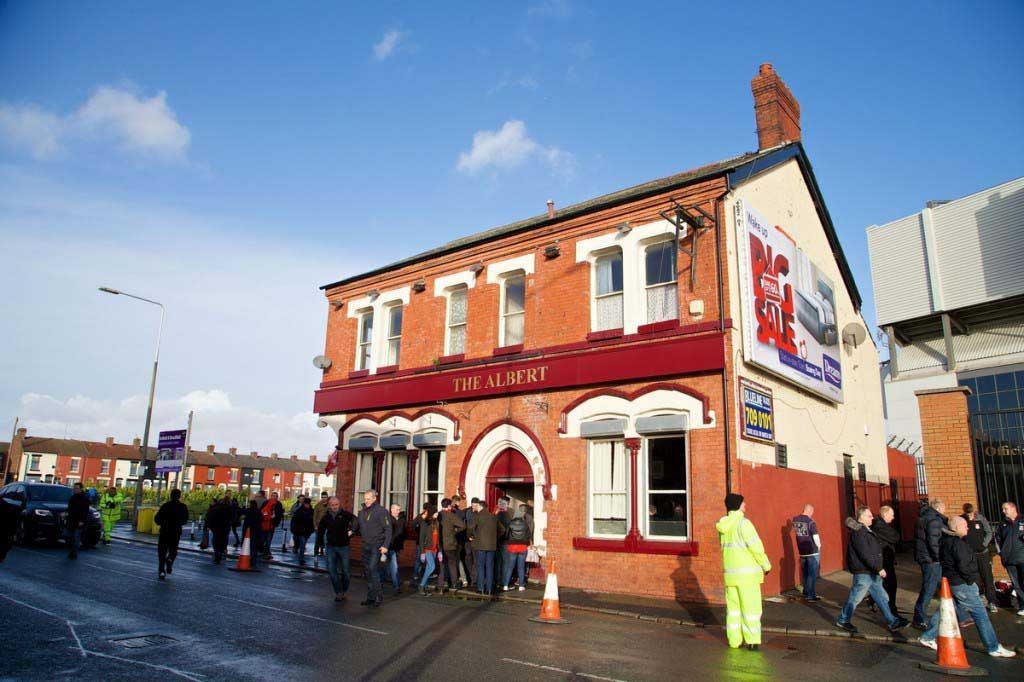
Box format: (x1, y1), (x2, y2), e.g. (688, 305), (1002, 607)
(314, 65), (888, 602)
(868, 176), (1024, 518)
(3, 428), (333, 499)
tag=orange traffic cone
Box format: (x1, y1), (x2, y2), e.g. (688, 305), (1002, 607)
(918, 577), (982, 676)
(228, 528), (260, 572)
(529, 561), (570, 624)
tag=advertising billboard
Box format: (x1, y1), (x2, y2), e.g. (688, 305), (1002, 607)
(737, 200), (843, 403)
(156, 429), (187, 474)
(740, 378), (775, 443)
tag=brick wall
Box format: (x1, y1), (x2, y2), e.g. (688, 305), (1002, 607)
(915, 387), (978, 509)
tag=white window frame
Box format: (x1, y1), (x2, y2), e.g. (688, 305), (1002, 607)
(587, 439), (629, 539)
(353, 451), (378, 511)
(356, 309), (374, 371)
(129, 462), (140, 477)
(230, 468), (238, 482)
(70, 457), (81, 473)
(100, 459), (111, 475)
(384, 451), (410, 512)
(207, 468), (216, 481)
(384, 304), (403, 366)
(28, 454), (41, 472)
(639, 434), (690, 541)
(444, 286), (468, 356)
(499, 271), (526, 347)
(591, 248), (624, 332)
(346, 286), (412, 374)
(418, 448), (446, 511)
(642, 239), (679, 324)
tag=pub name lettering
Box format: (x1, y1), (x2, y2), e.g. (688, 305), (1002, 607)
(452, 366), (549, 393)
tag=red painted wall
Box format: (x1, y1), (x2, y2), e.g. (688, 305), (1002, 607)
(887, 447), (921, 542)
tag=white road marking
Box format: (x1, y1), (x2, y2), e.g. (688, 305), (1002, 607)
(83, 648), (205, 682)
(218, 595), (389, 636)
(0, 592), (86, 658)
(501, 657), (629, 682)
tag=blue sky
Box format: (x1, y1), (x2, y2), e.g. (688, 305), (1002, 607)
(1, 1), (1022, 457)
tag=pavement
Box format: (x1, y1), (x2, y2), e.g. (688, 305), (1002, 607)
(2, 537), (1022, 681)
(110, 523), (1024, 653)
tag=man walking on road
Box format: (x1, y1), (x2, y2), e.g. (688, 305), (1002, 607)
(996, 501), (1024, 615)
(382, 504), (405, 593)
(313, 491), (330, 558)
(98, 486), (123, 545)
(918, 515), (1016, 657)
(871, 505), (900, 615)
(961, 503), (998, 612)
(351, 490), (392, 607)
(835, 506), (909, 635)
(792, 503), (821, 602)
(155, 489), (189, 579)
(204, 494), (232, 564)
(261, 491), (284, 559)
(319, 496), (355, 601)
(438, 497), (466, 592)
(717, 493), (771, 650)
(912, 499), (948, 628)
(66, 483), (91, 560)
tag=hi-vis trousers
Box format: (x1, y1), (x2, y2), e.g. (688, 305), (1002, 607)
(725, 583), (763, 647)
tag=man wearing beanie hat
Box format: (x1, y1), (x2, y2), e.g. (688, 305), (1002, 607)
(717, 493), (771, 650)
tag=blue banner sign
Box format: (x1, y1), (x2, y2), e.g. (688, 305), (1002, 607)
(740, 379), (775, 443)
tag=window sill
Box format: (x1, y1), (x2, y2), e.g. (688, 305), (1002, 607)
(637, 319), (680, 335)
(437, 353), (465, 366)
(375, 365), (398, 375)
(492, 344), (524, 357)
(572, 535), (698, 556)
(586, 328), (624, 342)
(348, 369), (370, 379)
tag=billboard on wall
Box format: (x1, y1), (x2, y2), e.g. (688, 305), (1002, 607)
(736, 200), (843, 403)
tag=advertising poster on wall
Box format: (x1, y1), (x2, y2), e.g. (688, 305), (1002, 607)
(156, 429), (187, 474)
(740, 378), (775, 443)
(736, 200), (844, 403)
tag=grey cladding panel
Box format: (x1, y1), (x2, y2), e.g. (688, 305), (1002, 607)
(580, 418), (627, 438)
(867, 214), (933, 325)
(380, 434), (409, 450)
(635, 414), (689, 434)
(412, 432), (447, 447)
(348, 436), (377, 451)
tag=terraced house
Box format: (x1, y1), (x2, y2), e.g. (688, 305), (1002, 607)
(313, 65), (891, 602)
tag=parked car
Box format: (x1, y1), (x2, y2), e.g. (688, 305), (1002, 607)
(0, 482), (102, 547)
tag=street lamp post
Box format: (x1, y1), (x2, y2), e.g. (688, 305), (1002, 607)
(99, 286), (164, 516)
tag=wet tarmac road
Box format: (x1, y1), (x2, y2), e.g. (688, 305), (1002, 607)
(0, 540), (1020, 681)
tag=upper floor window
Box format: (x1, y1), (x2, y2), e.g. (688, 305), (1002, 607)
(230, 468), (238, 482)
(293, 472), (302, 486)
(357, 311), (374, 370)
(100, 460), (111, 475)
(207, 468), (216, 481)
(28, 454), (41, 472)
(385, 305), (403, 366)
(129, 462), (139, 477)
(594, 251), (624, 331)
(70, 457), (81, 473)
(645, 241), (678, 323)
(501, 272), (526, 346)
(446, 286), (468, 355)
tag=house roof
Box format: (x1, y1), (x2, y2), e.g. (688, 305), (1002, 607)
(319, 142), (863, 312)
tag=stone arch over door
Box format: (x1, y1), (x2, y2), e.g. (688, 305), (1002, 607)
(460, 420), (551, 553)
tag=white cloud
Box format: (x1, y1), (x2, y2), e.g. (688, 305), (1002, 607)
(0, 84), (190, 162)
(73, 86), (190, 160)
(373, 29), (406, 61)
(456, 119), (575, 177)
(528, 0), (572, 18)
(18, 390), (334, 459)
(0, 104), (64, 159)
(489, 74), (540, 95)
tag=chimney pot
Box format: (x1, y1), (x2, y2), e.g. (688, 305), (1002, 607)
(546, 199), (555, 218)
(250, 451), (258, 457)
(105, 437), (115, 446)
(311, 455), (318, 462)
(751, 63), (801, 151)
(16, 428), (27, 437)
(229, 447), (237, 455)
(290, 455), (298, 461)
(271, 453), (278, 459)
(132, 437), (141, 447)
(207, 444), (215, 453)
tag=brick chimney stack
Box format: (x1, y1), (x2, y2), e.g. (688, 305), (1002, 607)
(132, 437), (141, 447)
(751, 63), (801, 151)
(105, 437), (115, 446)
(229, 447), (237, 455)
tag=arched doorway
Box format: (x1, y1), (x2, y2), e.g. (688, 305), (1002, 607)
(486, 448), (534, 511)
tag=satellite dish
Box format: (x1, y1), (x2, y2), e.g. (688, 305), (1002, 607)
(842, 323), (867, 348)
(312, 355), (332, 370)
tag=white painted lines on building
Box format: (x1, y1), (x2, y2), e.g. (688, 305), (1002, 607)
(501, 657), (629, 682)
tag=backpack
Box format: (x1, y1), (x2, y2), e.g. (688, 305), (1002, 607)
(507, 517), (529, 543)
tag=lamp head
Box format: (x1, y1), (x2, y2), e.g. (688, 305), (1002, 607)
(98, 287), (121, 295)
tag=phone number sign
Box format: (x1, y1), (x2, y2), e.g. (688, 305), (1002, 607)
(740, 379), (775, 443)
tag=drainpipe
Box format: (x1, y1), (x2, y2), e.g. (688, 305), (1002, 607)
(712, 189), (733, 493)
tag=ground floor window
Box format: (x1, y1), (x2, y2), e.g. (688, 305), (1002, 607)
(586, 434), (689, 540)
(588, 440), (628, 537)
(386, 451), (409, 511)
(419, 449), (445, 511)
(354, 452), (378, 510)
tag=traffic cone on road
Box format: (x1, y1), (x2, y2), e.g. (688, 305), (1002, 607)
(918, 577), (982, 676)
(529, 561), (570, 624)
(228, 528), (259, 572)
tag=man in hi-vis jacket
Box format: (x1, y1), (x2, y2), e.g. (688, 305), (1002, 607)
(717, 493), (771, 650)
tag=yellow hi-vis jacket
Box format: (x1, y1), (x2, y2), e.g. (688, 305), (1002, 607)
(717, 510), (771, 586)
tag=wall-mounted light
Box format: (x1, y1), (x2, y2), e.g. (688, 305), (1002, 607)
(412, 279), (426, 293)
(616, 222), (632, 235)
(470, 262), (484, 275)
(544, 243), (561, 259)
(329, 299), (345, 310)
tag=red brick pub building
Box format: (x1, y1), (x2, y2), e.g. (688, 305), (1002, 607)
(314, 65), (891, 603)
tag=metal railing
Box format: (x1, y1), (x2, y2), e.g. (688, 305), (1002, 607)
(970, 409), (1024, 521)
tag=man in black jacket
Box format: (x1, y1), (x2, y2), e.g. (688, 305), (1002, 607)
(66, 483), (92, 559)
(319, 496), (355, 601)
(380, 504), (406, 593)
(961, 503), (997, 613)
(155, 489), (189, 579)
(996, 501), (1024, 616)
(871, 505), (900, 616)
(351, 490), (392, 607)
(204, 496), (233, 564)
(835, 506), (909, 635)
(918, 516), (1016, 657)
(912, 499), (947, 628)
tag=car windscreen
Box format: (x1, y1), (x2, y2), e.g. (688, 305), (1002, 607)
(27, 486), (73, 503)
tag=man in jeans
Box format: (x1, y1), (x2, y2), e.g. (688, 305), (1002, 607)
(918, 515), (1015, 657)
(912, 499), (948, 628)
(350, 490), (392, 607)
(792, 504), (821, 602)
(995, 501), (1024, 616)
(961, 503), (998, 612)
(318, 496), (354, 601)
(835, 506), (910, 635)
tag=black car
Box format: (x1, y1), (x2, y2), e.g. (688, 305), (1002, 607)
(0, 482), (102, 547)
